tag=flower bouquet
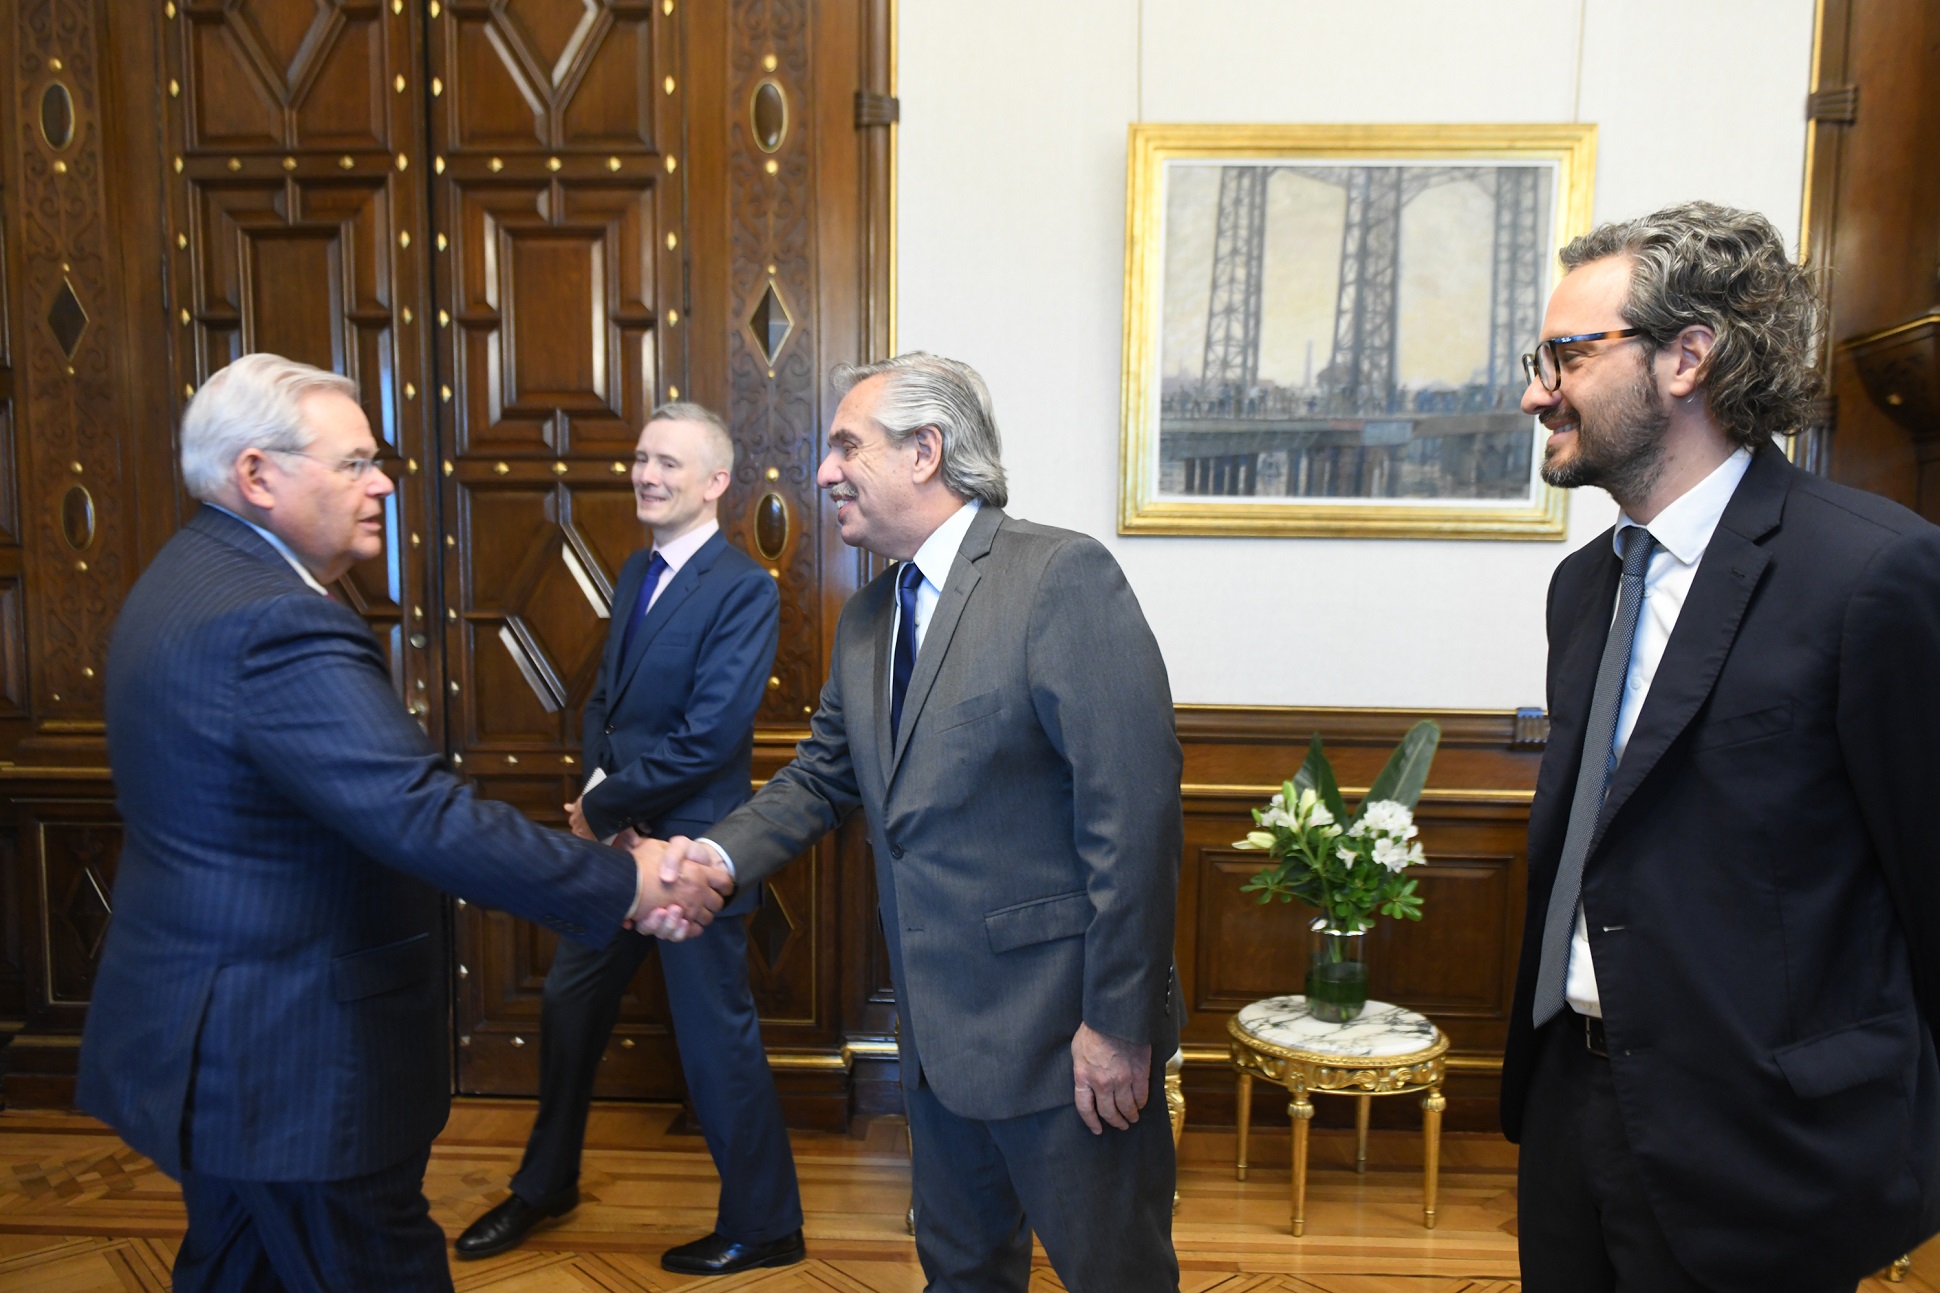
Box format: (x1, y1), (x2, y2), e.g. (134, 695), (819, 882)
(1233, 720), (1441, 1021)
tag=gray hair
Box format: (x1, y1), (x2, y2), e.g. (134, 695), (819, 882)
(646, 400), (734, 474)
(180, 354), (358, 501)
(830, 351), (1008, 507)
(1559, 201), (1820, 448)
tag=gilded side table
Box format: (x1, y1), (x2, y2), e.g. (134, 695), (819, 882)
(1229, 995), (1449, 1236)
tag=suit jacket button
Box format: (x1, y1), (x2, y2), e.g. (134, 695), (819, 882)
(890, 844), (905, 858)
(604, 723), (615, 734)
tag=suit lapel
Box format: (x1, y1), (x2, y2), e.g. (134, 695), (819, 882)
(1593, 446), (1788, 845)
(608, 530), (724, 710)
(872, 582), (896, 784)
(886, 506), (1002, 785)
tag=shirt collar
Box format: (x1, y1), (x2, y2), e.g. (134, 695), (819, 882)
(206, 503), (331, 596)
(1613, 447), (1752, 567)
(652, 517), (719, 574)
(909, 500), (981, 591)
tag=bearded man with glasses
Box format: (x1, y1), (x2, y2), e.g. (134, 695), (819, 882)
(1500, 202), (1940, 1293)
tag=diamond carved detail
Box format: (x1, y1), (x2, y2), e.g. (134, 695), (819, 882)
(748, 883), (798, 969)
(47, 279), (87, 360)
(61, 866), (113, 962)
(749, 281), (793, 365)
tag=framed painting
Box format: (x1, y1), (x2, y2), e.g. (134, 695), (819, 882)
(1119, 124), (1597, 539)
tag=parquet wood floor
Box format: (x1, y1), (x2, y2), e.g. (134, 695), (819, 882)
(0, 1101), (1930, 1291)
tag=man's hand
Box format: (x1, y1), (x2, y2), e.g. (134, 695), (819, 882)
(627, 835), (733, 940)
(564, 797), (593, 840)
(1071, 1022), (1151, 1135)
(618, 831), (731, 941)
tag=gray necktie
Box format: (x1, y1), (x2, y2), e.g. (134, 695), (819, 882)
(1531, 526), (1656, 1030)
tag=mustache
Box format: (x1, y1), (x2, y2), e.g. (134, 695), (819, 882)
(826, 484), (858, 502)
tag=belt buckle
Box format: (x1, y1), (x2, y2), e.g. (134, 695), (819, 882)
(1583, 1014), (1609, 1058)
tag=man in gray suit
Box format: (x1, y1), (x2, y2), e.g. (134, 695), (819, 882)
(650, 352), (1183, 1292)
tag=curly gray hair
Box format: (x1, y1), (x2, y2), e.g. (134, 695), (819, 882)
(830, 351), (1008, 508)
(1559, 202), (1819, 447)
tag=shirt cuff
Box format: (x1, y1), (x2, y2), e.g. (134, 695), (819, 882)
(696, 837), (738, 880)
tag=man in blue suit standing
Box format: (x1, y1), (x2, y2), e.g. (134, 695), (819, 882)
(454, 403), (803, 1275)
(78, 354), (732, 1293)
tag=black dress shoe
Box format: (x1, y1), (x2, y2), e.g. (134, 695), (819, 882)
(453, 1189), (578, 1260)
(660, 1228), (806, 1274)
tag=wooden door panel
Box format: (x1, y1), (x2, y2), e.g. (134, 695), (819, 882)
(447, 178), (658, 455)
(186, 19), (285, 149)
(431, 0), (684, 1095)
(164, 0), (436, 735)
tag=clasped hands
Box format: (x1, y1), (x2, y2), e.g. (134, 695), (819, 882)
(571, 797), (734, 943)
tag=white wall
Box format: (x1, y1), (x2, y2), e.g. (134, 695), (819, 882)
(895, 0), (1816, 708)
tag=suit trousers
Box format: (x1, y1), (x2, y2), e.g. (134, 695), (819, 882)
(904, 1057), (1179, 1293)
(173, 1146), (451, 1293)
(510, 918), (802, 1243)
(1518, 1017), (1857, 1293)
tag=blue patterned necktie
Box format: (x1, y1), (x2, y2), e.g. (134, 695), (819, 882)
(618, 551), (670, 663)
(890, 560), (923, 740)
(1531, 526), (1656, 1029)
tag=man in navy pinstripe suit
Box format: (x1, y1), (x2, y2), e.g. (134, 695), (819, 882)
(455, 404), (804, 1274)
(78, 354), (733, 1293)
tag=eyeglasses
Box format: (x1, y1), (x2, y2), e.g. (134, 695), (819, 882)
(1520, 328), (1647, 392)
(268, 449), (384, 480)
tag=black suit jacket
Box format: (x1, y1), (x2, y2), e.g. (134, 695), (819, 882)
(1502, 445), (1940, 1290)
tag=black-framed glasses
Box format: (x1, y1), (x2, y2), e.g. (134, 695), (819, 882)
(1520, 328), (1647, 392)
(268, 448), (384, 480)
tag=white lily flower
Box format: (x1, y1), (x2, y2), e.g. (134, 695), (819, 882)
(1360, 800), (1414, 837)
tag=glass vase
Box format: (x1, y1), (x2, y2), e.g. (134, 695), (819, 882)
(1305, 917), (1368, 1022)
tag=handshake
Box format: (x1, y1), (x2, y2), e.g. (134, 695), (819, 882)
(565, 796), (739, 942)
(615, 830), (734, 943)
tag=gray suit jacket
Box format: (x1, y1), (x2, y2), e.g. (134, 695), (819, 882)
(709, 506), (1182, 1120)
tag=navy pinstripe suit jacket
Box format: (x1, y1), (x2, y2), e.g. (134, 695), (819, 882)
(78, 507), (638, 1183)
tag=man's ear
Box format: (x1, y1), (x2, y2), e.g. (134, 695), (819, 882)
(235, 448), (278, 511)
(701, 465), (731, 503)
(908, 425), (944, 485)
(1663, 324), (1715, 400)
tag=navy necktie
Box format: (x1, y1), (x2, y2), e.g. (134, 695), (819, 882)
(1531, 526), (1656, 1029)
(890, 561), (923, 741)
(618, 551), (670, 663)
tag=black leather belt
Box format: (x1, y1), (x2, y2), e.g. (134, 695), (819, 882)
(1577, 1011), (1609, 1058)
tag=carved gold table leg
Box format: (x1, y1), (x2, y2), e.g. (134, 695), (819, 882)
(1421, 1083), (1446, 1230)
(1166, 1048), (1184, 1214)
(1289, 1087), (1314, 1238)
(1234, 1067), (1254, 1182)
(1887, 1254), (1913, 1281)
(1354, 1093), (1372, 1175)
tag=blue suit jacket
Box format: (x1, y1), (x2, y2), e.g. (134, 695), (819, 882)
(78, 507), (639, 1182)
(579, 528), (778, 918)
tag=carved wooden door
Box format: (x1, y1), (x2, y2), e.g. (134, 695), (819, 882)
(149, 0), (893, 1108)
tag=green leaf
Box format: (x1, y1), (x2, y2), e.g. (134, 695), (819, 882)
(1295, 732), (1349, 825)
(1360, 720), (1442, 814)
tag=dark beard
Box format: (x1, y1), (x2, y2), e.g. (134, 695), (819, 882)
(1538, 361), (1669, 508)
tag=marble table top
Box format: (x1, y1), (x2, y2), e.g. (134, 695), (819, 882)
(1233, 995), (1443, 1060)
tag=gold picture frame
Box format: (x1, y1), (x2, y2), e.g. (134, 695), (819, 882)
(1119, 123), (1597, 539)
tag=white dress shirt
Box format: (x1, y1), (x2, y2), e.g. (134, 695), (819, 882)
(641, 517), (719, 616)
(208, 504), (330, 596)
(891, 499), (981, 659)
(700, 501), (981, 882)
(1566, 446), (1752, 1017)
